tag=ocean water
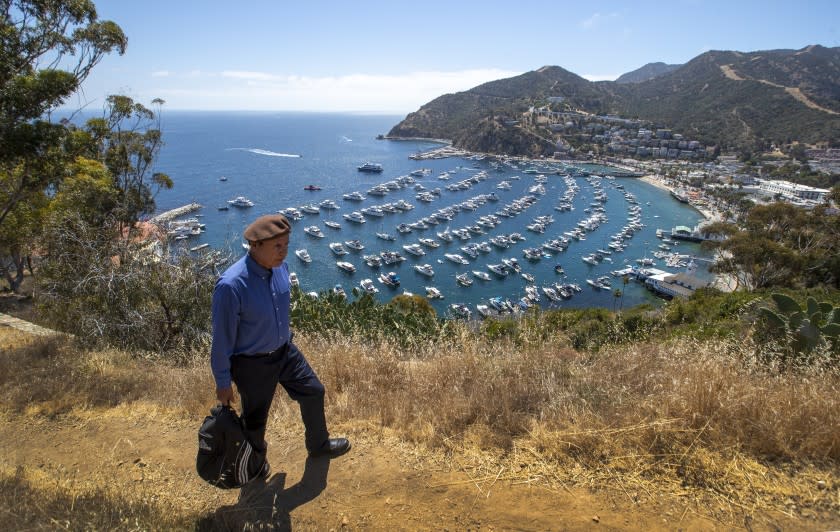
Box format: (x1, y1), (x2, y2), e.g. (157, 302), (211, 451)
(152, 111), (710, 315)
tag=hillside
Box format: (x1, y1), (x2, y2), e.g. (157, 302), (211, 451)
(388, 65), (618, 141)
(389, 45), (840, 154)
(1, 296), (839, 530)
(615, 62), (682, 83)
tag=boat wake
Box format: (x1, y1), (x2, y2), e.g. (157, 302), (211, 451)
(229, 148), (301, 158)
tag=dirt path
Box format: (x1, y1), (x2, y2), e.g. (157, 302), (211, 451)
(0, 408), (733, 531)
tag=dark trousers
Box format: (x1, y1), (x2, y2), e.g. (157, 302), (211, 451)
(230, 342), (329, 453)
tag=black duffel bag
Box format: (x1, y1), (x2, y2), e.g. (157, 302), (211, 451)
(196, 404), (268, 489)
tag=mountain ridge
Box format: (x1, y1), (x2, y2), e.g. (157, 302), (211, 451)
(615, 62), (682, 83)
(389, 45), (840, 155)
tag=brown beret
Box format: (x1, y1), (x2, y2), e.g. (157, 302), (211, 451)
(243, 214), (291, 242)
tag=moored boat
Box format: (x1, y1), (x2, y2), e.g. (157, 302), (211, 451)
(303, 225), (325, 238)
(329, 242), (348, 255)
(414, 263), (435, 277)
(336, 261), (356, 273)
(295, 248), (312, 263)
(425, 286), (444, 299)
(357, 162), (383, 173)
(449, 303), (471, 319)
(379, 271), (400, 287)
(227, 196), (254, 208)
(360, 278), (379, 293)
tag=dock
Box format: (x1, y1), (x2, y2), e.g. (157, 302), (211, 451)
(150, 202), (202, 224)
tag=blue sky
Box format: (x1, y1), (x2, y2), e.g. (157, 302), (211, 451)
(69, 0), (840, 113)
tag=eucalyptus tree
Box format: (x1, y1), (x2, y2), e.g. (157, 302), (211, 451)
(0, 0), (126, 290)
(76, 95), (173, 239)
(0, 0), (126, 228)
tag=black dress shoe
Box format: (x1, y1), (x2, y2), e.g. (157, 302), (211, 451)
(309, 437), (351, 458)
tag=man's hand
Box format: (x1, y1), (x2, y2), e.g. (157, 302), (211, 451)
(216, 386), (236, 406)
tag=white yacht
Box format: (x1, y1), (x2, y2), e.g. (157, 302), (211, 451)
(329, 242), (348, 255)
(445, 253), (469, 265)
(319, 199), (339, 210)
(342, 191), (365, 201)
(425, 286), (444, 299)
(436, 230), (454, 242)
(364, 254), (383, 268)
(380, 251), (406, 264)
(455, 273), (473, 286)
(414, 263), (435, 277)
(289, 272), (299, 287)
(472, 270), (491, 281)
(324, 220), (341, 229)
(344, 239), (364, 251)
(360, 278), (379, 293)
(418, 238), (440, 249)
(336, 261), (356, 273)
(402, 244), (425, 256)
(303, 225), (324, 238)
(343, 211), (366, 223)
(487, 263), (509, 277)
(376, 232), (396, 241)
(279, 207), (303, 220)
(295, 249), (312, 263)
(228, 196), (255, 208)
(379, 271), (400, 287)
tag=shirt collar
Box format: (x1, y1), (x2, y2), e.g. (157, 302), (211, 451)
(245, 253), (272, 280)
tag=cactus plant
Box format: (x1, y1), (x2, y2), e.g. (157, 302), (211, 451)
(758, 294), (840, 353)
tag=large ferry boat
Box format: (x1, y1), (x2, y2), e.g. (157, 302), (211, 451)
(357, 162), (383, 173)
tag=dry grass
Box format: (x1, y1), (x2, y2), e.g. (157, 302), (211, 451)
(0, 464), (195, 531)
(0, 325), (837, 527)
(303, 331), (839, 523)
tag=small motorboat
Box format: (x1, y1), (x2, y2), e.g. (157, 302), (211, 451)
(414, 263), (435, 277)
(360, 278), (379, 294)
(303, 225), (324, 238)
(304, 184), (322, 191)
(425, 286), (444, 299)
(329, 242), (348, 255)
(336, 261), (356, 273)
(295, 249), (312, 263)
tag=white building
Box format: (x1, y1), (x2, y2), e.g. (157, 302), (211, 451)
(758, 179), (829, 201)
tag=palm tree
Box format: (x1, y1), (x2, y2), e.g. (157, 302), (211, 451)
(620, 275), (630, 312)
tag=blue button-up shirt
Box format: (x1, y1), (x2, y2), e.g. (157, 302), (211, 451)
(210, 253), (291, 388)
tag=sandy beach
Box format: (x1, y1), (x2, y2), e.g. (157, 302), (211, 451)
(638, 174), (673, 193)
(638, 174), (718, 220)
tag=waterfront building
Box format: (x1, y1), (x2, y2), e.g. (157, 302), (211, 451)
(758, 179), (828, 202)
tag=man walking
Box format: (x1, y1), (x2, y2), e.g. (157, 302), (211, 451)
(211, 214), (350, 478)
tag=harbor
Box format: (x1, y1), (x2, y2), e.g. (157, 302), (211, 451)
(150, 113), (714, 316)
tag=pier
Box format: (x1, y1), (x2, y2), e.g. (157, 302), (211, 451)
(150, 202), (202, 224)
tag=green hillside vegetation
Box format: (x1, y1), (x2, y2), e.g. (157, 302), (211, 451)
(389, 66), (616, 140)
(389, 46), (840, 154)
(616, 49), (840, 148)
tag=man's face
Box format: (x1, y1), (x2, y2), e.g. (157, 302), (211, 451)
(251, 233), (290, 269)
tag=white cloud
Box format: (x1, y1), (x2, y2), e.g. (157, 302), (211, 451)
(581, 74), (619, 82)
(151, 70), (170, 77)
(222, 70), (280, 81)
(157, 68), (522, 112)
(580, 11), (621, 30)
(581, 12), (602, 29)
